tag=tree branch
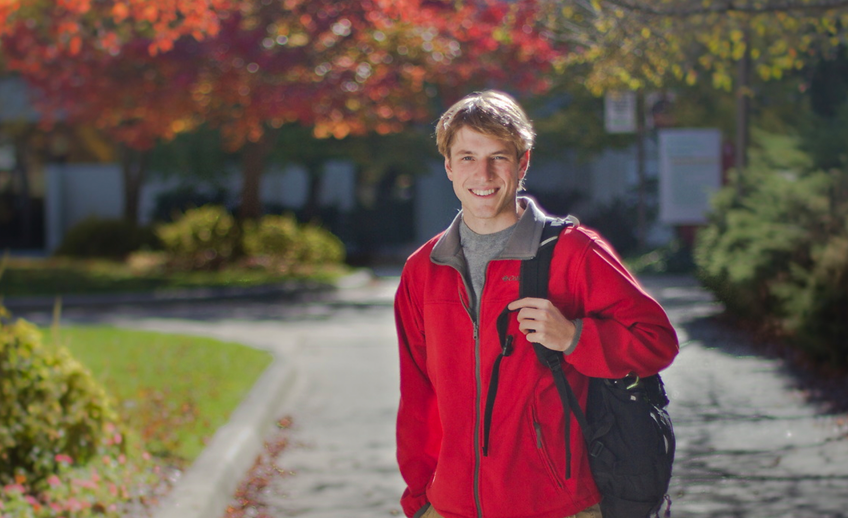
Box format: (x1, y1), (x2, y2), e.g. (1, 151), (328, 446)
(603, 0), (848, 16)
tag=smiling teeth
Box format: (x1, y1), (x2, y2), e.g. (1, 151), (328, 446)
(472, 189), (495, 196)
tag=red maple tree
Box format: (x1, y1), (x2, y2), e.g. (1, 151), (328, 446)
(2, 0), (566, 221)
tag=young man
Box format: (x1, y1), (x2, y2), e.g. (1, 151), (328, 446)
(394, 90), (679, 518)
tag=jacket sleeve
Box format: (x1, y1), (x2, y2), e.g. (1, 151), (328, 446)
(394, 268), (441, 517)
(562, 231), (679, 379)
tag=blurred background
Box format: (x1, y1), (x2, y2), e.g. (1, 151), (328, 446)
(2, 3), (848, 517)
(1, 0), (847, 364)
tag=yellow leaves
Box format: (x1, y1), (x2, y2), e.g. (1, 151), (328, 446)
(313, 121), (352, 139)
(729, 29), (744, 42)
(641, 27), (651, 39)
(288, 32), (309, 47)
(170, 119), (194, 134)
(493, 26), (511, 44)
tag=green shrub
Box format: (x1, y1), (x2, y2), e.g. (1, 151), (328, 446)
(155, 205), (241, 270)
(695, 130), (848, 366)
(242, 214), (302, 266)
(54, 217), (160, 260)
(298, 224), (346, 265)
(0, 310), (117, 485)
(242, 215), (346, 269)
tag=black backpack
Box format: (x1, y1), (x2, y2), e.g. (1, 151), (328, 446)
(512, 218), (675, 518)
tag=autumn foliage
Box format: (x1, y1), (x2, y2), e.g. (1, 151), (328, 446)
(1, 0), (566, 150)
(0, 0), (566, 219)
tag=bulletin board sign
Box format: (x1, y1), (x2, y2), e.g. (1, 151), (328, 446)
(658, 128), (722, 225)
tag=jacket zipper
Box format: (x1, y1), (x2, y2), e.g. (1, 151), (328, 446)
(454, 260), (491, 518)
(473, 321), (483, 518)
(454, 266), (484, 518)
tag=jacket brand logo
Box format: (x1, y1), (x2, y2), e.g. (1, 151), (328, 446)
(502, 276), (519, 282)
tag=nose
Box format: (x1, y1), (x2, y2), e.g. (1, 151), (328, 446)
(475, 160), (496, 180)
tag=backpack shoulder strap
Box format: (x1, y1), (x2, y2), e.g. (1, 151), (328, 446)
(519, 217), (568, 299)
(519, 216), (590, 480)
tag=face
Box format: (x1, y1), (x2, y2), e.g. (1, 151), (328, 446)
(445, 126), (529, 234)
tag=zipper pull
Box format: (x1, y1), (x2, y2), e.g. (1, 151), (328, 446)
(502, 335), (514, 357)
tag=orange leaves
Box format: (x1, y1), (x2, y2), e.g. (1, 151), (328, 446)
(3, 0), (565, 153)
(57, 0), (92, 15)
(111, 2), (130, 22)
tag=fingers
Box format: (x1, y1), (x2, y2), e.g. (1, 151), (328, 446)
(507, 297), (550, 312)
(507, 297), (574, 352)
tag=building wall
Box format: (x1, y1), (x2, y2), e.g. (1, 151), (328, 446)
(42, 143), (664, 255)
(43, 161), (361, 252)
(45, 163), (124, 251)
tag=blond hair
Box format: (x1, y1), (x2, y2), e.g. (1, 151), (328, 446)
(435, 90), (535, 159)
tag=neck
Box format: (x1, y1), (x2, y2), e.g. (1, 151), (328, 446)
(462, 199), (526, 235)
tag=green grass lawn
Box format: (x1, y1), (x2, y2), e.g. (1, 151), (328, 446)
(44, 325), (273, 463)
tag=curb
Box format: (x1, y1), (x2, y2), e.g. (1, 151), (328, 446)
(2, 282), (330, 312)
(143, 269), (374, 518)
(2, 269), (375, 312)
(151, 354), (298, 518)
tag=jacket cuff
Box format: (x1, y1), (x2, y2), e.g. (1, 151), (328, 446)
(413, 503), (431, 518)
(564, 318), (583, 355)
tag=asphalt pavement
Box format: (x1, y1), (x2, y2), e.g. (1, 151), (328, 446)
(12, 272), (848, 518)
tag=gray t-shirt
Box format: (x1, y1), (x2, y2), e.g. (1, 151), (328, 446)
(459, 219), (517, 315)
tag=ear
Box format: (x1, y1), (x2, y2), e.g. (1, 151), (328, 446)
(518, 150), (530, 179)
(445, 156), (453, 180)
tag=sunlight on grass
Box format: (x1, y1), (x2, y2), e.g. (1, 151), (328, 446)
(44, 325), (273, 464)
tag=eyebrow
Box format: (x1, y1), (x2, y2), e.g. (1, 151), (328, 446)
(454, 148), (513, 156)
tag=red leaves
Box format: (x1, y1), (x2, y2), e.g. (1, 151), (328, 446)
(2, 0), (567, 151)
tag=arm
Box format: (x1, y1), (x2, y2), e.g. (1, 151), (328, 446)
(510, 231), (678, 378)
(394, 270), (441, 517)
(564, 233), (678, 378)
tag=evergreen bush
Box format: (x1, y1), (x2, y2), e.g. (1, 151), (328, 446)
(0, 309), (117, 485)
(696, 130), (848, 367)
(155, 205), (241, 270)
(54, 217), (161, 260)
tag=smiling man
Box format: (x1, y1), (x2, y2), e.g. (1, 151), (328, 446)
(394, 91), (679, 518)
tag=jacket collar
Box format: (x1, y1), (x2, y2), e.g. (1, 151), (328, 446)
(430, 196), (550, 267)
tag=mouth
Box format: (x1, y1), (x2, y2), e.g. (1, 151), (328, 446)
(471, 188), (497, 197)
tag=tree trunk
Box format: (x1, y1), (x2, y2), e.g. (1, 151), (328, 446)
(239, 128), (278, 221)
(636, 91), (647, 251)
(13, 135), (32, 246)
(120, 146), (148, 224)
(303, 161), (324, 223)
(735, 23), (752, 195)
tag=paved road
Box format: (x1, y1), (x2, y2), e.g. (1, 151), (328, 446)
(19, 274), (848, 517)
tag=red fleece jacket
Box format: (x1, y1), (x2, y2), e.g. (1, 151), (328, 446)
(395, 213), (678, 518)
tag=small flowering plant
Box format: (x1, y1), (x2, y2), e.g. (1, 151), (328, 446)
(0, 426), (166, 518)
